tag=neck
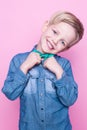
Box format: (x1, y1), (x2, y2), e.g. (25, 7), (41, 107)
(36, 42), (44, 54)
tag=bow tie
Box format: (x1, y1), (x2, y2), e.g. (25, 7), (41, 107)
(33, 49), (54, 60)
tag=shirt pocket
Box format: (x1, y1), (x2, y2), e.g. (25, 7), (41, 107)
(44, 72), (57, 96)
(24, 68), (40, 94)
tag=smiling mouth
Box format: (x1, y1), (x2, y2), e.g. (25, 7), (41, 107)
(46, 39), (54, 50)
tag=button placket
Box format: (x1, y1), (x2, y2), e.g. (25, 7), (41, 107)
(38, 66), (46, 124)
(38, 78), (45, 123)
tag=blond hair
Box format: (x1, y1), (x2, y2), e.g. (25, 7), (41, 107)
(48, 11), (84, 47)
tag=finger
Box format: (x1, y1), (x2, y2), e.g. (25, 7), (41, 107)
(36, 59), (41, 64)
(37, 56), (42, 64)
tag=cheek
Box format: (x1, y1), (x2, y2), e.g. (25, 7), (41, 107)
(56, 44), (65, 51)
(56, 44), (62, 49)
(41, 34), (46, 42)
(45, 30), (53, 37)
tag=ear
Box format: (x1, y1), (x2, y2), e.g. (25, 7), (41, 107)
(42, 21), (49, 33)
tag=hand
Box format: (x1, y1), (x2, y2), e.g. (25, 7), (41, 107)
(43, 57), (64, 79)
(20, 52), (41, 74)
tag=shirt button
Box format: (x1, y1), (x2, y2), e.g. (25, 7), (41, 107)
(40, 79), (43, 82)
(40, 93), (43, 96)
(41, 120), (44, 122)
(41, 108), (44, 110)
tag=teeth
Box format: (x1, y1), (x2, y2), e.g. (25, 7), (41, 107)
(47, 41), (53, 49)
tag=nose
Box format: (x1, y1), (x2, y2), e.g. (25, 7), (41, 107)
(52, 38), (59, 45)
(52, 34), (61, 45)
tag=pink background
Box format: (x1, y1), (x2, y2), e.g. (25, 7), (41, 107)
(0, 0), (87, 130)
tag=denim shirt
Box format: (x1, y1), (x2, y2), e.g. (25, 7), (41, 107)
(2, 47), (78, 130)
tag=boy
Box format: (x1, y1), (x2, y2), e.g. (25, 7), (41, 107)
(2, 11), (84, 130)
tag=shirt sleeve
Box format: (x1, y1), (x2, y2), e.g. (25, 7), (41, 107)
(2, 55), (30, 100)
(54, 61), (78, 107)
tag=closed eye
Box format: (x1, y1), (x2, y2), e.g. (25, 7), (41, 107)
(52, 29), (57, 34)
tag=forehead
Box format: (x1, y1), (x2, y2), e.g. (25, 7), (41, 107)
(50, 22), (76, 43)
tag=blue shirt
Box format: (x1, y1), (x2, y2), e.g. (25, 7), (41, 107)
(2, 47), (78, 130)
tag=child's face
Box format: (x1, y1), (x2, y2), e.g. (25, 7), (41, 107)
(37, 22), (76, 54)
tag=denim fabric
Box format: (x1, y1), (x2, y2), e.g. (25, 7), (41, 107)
(2, 47), (78, 130)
